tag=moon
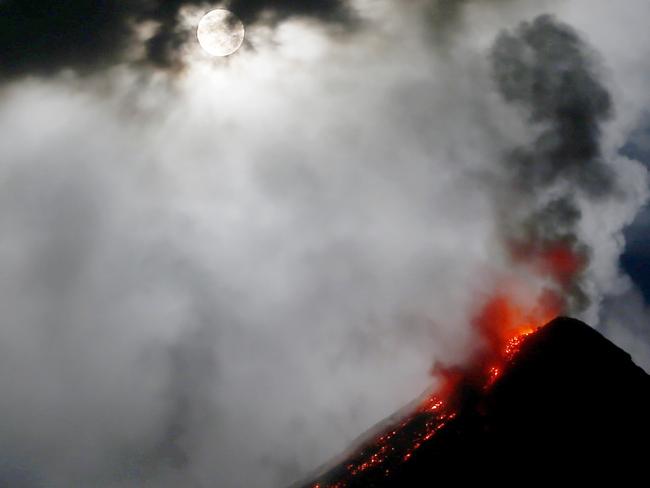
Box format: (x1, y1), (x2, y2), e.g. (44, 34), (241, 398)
(197, 9), (245, 57)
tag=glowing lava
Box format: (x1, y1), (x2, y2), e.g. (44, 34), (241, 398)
(310, 244), (585, 487)
(312, 295), (551, 488)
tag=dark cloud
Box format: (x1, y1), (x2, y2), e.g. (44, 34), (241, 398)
(147, 0), (354, 67)
(491, 14), (614, 197)
(0, 1), (135, 79)
(490, 15), (617, 313)
(425, 0), (512, 43)
(228, 0), (350, 23)
(0, 0), (353, 78)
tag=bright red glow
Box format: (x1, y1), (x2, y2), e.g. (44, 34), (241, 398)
(510, 241), (586, 289)
(474, 293), (558, 355)
(313, 300), (549, 488)
(313, 295), (556, 487)
(312, 244), (584, 487)
(538, 245), (585, 287)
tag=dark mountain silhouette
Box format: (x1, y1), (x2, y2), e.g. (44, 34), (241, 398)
(294, 317), (650, 486)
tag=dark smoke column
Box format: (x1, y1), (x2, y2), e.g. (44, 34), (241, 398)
(489, 14), (617, 315)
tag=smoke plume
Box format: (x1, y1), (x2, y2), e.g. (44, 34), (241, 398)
(476, 15), (619, 319)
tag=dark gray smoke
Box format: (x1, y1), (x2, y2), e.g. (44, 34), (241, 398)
(492, 14), (614, 196)
(490, 14), (617, 312)
(426, 0), (513, 43)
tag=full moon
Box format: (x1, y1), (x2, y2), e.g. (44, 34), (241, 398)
(197, 9), (245, 57)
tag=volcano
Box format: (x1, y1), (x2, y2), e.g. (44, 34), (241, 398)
(294, 317), (650, 486)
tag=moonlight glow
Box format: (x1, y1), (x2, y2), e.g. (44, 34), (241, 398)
(197, 9), (245, 57)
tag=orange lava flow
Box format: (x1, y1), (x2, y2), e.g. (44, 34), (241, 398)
(312, 293), (554, 488)
(475, 294), (558, 356)
(470, 290), (560, 389)
(312, 244), (583, 487)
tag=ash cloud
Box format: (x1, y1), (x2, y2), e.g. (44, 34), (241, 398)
(492, 14), (614, 197)
(426, 0), (513, 42)
(489, 15), (621, 313)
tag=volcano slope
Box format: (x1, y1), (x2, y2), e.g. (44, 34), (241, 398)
(295, 317), (650, 486)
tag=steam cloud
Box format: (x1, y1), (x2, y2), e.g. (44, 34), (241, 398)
(0, 1), (649, 488)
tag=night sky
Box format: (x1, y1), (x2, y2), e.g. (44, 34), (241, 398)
(0, 1), (649, 487)
(620, 119), (650, 302)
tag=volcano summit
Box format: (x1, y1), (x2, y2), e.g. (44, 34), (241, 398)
(295, 317), (650, 486)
